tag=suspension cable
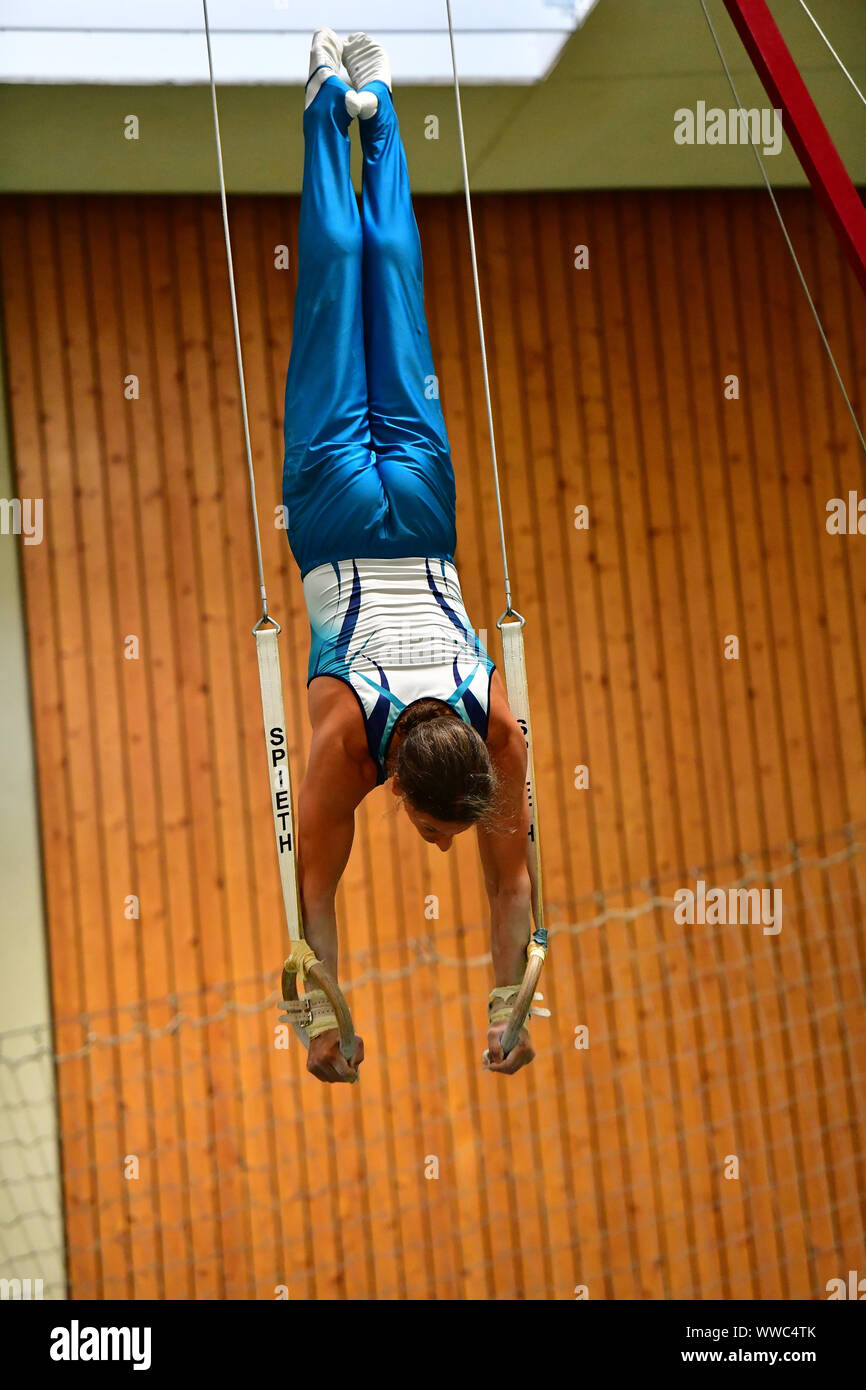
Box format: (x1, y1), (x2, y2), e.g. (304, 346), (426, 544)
(699, 0), (865, 454)
(797, 0), (866, 109)
(445, 0), (515, 616)
(202, 0), (270, 619)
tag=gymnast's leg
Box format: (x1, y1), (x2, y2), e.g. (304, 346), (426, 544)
(343, 35), (457, 560)
(282, 31), (384, 577)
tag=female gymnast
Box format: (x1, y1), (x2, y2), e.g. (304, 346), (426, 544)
(285, 30), (538, 1083)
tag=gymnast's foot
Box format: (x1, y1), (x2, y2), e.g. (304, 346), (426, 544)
(305, 26), (344, 110)
(343, 32), (392, 119)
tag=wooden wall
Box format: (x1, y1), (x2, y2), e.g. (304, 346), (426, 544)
(1, 188), (864, 1300)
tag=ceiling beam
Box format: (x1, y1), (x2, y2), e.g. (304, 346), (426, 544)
(722, 0), (866, 293)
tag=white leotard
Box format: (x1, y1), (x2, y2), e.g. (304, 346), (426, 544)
(303, 556), (495, 783)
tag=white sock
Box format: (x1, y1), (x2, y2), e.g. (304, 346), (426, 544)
(345, 90), (380, 121)
(342, 32), (391, 117)
(305, 27), (344, 111)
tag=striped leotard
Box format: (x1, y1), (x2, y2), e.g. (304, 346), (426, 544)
(304, 556), (495, 783)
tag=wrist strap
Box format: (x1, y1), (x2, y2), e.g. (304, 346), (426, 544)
(278, 988), (339, 1040)
(488, 984), (552, 1027)
(488, 985), (522, 1026)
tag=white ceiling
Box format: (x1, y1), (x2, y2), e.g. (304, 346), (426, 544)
(0, 0), (602, 84)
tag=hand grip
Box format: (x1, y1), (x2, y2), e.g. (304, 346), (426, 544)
(281, 960), (359, 1077)
(482, 945), (547, 1064)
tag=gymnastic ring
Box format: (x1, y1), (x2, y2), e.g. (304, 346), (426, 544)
(482, 937), (547, 1064)
(281, 960), (359, 1078)
(499, 945), (546, 1057)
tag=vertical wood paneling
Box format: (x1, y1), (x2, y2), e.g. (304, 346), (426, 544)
(1, 188), (864, 1300)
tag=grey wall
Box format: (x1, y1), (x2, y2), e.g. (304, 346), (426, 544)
(0, 336), (66, 1300)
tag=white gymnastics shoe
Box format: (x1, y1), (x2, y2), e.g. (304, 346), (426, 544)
(305, 27), (344, 111)
(342, 31), (392, 117)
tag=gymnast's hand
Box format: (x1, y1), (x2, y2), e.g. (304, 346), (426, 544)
(307, 1029), (365, 1084)
(483, 1021), (535, 1075)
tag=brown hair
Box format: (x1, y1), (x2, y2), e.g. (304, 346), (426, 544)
(390, 699), (500, 827)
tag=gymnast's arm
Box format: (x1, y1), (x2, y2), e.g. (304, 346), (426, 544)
(478, 720), (534, 983)
(296, 693), (372, 978)
(295, 689), (373, 1083)
(476, 686), (537, 1073)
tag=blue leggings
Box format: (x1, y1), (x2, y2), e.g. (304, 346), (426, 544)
(283, 76), (458, 579)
